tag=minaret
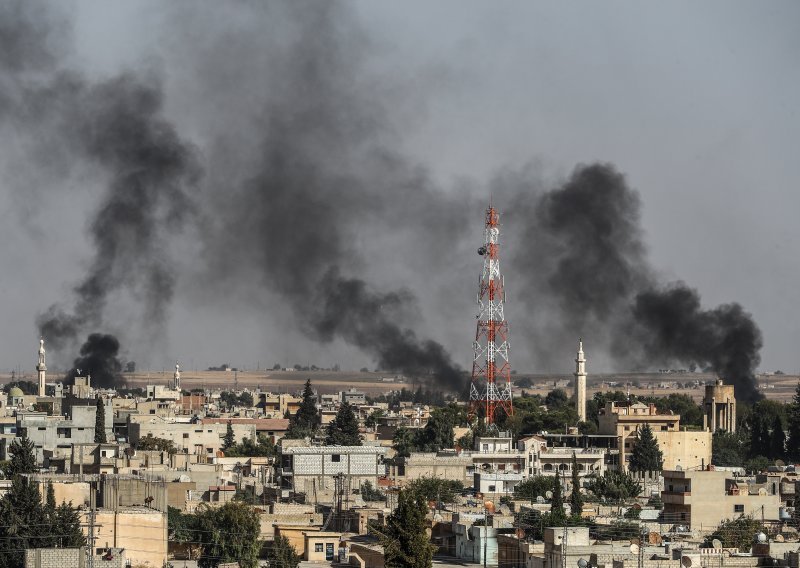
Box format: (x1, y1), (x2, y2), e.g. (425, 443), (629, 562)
(173, 362), (181, 391)
(37, 338), (47, 397)
(574, 339), (587, 422)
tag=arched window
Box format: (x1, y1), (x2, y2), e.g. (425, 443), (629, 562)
(543, 463), (553, 471)
(559, 463), (569, 471)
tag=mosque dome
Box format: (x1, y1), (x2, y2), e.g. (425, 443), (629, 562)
(8, 387), (24, 397)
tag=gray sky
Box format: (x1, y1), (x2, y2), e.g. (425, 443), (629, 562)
(1, 1), (798, 375)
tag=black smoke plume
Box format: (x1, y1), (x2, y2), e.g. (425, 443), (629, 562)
(65, 333), (123, 389)
(311, 269), (463, 390)
(0, 1), (199, 358)
(192, 3), (466, 390)
(507, 163), (763, 401)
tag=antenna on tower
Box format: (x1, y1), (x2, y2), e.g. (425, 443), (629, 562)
(469, 205), (513, 425)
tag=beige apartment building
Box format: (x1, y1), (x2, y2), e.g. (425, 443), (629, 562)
(598, 401), (711, 471)
(662, 469), (782, 533)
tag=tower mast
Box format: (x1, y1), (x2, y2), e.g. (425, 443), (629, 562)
(470, 206), (513, 425)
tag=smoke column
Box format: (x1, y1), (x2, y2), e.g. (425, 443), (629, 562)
(2, 3), (765, 399)
(506, 163), (763, 401)
(66, 333), (123, 389)
(0, 1), (200, 363)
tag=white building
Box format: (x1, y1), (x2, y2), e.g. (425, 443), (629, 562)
(278, 445), (386, 494)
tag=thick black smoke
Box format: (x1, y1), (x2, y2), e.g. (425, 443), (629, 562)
(507, 163), (763, 401)
(3, 3), (765, 400)
(0, 1), (199, 361)
(191, 3), (467, 390)
(311, 269), (463, 390)
(632, 286), (762, 402)
(36, 74), (200, 354)
(65, 333), (123, 389)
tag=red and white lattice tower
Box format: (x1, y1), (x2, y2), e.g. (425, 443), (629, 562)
(469, 206), (513, 424)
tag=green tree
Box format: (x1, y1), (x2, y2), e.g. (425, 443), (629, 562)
(296, 379), (320, 429)
(269, 535), (301, 568)
(136, 434), (177, 453)
(168, 506), (198, 544)
(95, 397), (107, 443)
(5, 432), (37, 478)
(326, 402), (361, 446)
(195, 501), (262, 568)
(223, 421), (235, 450)
(225, 434), (277, 458)
(373, 488), (435, 568)
(392, 428), (417, 458)
(712, 431), (747, 466)
(406, 477), (463, 504)
(53, 501), (87, 548)
(360, 480), (384, 502)
(707, 516), (766, 552)
(550, 473), (564, 521)
(365, 409), (384, 429)
(414, 408), (455, 452)
(569, 452), (583, 516)
(770, 414), (786, 460)
(0, 476), (50, 565)
(628, 424), (663, 474)
(46, 482), (56, 516)
(586, 470), (642, 502)
(788, 381), (800, 462)
(514, 475), (557, 502)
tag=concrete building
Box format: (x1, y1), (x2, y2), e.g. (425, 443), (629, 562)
(279, 445), (386, 494)
(598, 401), (711, 471)
(128, 415), (256, 457)
(199, 417), (289, 442)
(703, 379), (736, 433)
(662, 469), (782, 533)
(341, 388), (366, 406)
(474, 470), (523, 494)
(574, 339), (587, 423)
(17, 406), (98, 463)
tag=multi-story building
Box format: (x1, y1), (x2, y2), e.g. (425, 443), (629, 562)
(128, 415), (256, 457)
(598, 401), (711, 471)
(278, 444), (386, 494)
(16, 406), (100, 463)
(662, 469), (782, 533)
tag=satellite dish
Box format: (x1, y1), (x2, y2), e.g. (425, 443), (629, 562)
(630, 544), (640, 556)
(577, 560), (589, 568)
(774, 534), (785, 543)
(675, 465), (683, 471)
(500, 504), (511, 515)
(711, 539), (722, 549)
(536, 496), (545, 504)
(756, 532), (767, 543)
(484, 500), (495, 513)
(545, 491), (553, 499)
(681, 556), (694, 568)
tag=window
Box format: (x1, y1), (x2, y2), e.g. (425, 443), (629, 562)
(661, 426), (668, 431)
(315, 543), (323, 553)
(331, 454), (341, 462)
(488, 485), (496, 492)
(624, 426), (630, 431)
(734, 504), (744, 513)
(38, 427), (46, 431)
(183, 433), (189, 439)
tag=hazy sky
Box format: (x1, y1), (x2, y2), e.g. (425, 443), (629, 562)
(1, 1), (798, 375)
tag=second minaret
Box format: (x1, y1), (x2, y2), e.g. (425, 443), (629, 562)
(574, 339), (587, 422)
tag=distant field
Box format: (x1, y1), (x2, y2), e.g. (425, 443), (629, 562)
(1, 369), (796, 401)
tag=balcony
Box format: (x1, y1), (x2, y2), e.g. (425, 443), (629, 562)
(661, 491), (691, 505)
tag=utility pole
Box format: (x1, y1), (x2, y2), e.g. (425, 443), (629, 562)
(87, 479), (96, 568)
